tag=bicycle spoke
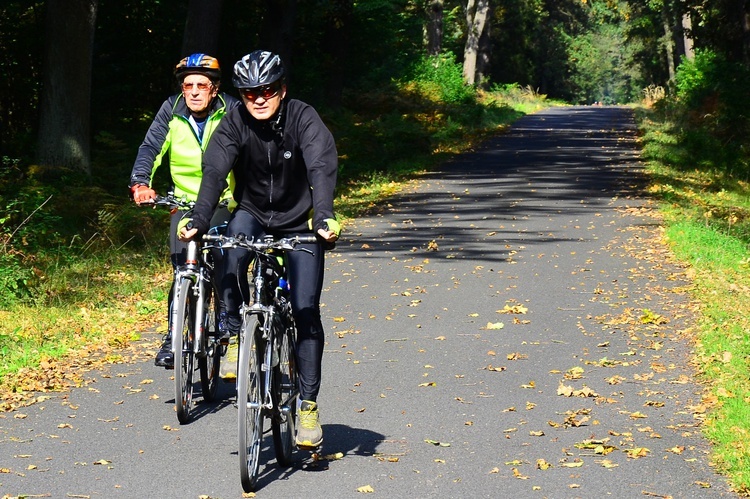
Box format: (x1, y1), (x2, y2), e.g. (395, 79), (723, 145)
(238, 314), (263, 492)
(199, 282), (221, 402)
(174, 278), (195, 424)
(272, 314), (297, 466)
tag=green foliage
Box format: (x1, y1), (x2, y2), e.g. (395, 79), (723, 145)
(0, 253), (33, 308)
(408, 52), (475, 104)
(673, 49), (722, 109)
(665, 49), (750, 178)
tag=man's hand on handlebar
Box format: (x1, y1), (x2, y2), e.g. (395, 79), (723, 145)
(177, 217), (197, 241)
(131, 184), (156, 205)
(179, 226), (198, 241)
(316, 228), (338, 243)
(317, 217), (341, 243)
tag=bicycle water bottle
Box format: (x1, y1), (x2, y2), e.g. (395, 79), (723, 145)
(278, 277), (289, 291)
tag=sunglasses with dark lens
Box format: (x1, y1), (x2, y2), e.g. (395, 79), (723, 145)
(241, 83), (280, 101)
(182, 82), (213, 92)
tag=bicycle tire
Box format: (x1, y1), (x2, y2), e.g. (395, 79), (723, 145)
(199, 281), (221, 402)
(173, 278), (195, 424)
(272, 315), (297, 466)
(238, 313), (263, 492)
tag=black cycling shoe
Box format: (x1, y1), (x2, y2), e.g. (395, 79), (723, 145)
(154, 338), (174, 369)
(217, 312), (238, 346)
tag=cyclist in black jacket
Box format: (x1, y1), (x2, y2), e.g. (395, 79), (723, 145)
(180, 50), (339, 449)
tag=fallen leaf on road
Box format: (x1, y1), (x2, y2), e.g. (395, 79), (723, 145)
(512, 467), (529, 479)
(624, 447), (650, 458)
(536, 459), (552, 470)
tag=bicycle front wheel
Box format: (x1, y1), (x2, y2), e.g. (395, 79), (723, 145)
(199, 281), (221, 402)
(238, 314), (263, 492)
(173, 278), (195, 424)
(272, 319), (297, 466)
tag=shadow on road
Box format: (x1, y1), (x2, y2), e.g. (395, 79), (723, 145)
(240, 423), (386, 492)
(349, 106), (648, 265)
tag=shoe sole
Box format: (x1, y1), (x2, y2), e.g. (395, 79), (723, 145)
(296, 441), (322, 451)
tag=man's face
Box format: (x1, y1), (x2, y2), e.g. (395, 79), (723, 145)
(181, 74), (217, 117)
(240, 82), (286, 121)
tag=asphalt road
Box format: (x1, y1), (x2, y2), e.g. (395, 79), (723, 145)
(0, 106), (738, 499)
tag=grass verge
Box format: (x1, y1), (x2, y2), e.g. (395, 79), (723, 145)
(637, 108), (750, 495)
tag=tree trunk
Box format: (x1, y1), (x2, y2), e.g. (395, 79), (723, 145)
(260, 0), (298, 71)
(741, 0), (750, 65)
(661, 5), (675, 82)
(182, 0), (223, 57)
(681, 12), (694, 61)
(475, 2), (493, 88)
(322, 0), (353, 108)
(426, 0), (444, 56)
(463, 0), (490, 85)
(36, 0), (98, 175)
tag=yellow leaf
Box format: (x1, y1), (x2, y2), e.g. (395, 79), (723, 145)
(512, 467), (529, 479)
(485, 322), (504, 330)
(598, 459), (618, 468)
(557, 382), (574, 397)
(357, 485), (375, 493)
(624, 447), (650, 458)
(559, 460), (584, 468)
(485, 365), (506, 372)
(536, 459), (552, 470)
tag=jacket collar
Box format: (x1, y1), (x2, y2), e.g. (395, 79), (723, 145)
(172, 93), (228, 119)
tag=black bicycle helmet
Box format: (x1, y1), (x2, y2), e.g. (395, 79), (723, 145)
(174, 53), (221, 82)
(233, 50), (285, 89)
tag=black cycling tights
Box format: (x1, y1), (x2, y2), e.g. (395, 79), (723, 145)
(221, 209), (326, 403)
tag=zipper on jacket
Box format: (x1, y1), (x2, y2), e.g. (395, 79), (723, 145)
(267, 142), (274, 225)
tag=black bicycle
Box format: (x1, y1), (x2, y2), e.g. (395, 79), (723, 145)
(148, 195), (224, 424)
(204, 233), (318, 492)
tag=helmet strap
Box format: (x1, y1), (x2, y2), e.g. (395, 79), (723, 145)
(270, 98), (286, 139)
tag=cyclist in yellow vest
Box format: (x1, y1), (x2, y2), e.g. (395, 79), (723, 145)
(129, 53), (240, 368)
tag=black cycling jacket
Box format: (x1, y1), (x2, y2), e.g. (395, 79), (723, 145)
(191, 99), (338, 235)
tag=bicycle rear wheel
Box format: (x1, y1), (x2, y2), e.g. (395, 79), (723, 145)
(173, 278), (195, 424)
(199, 282), (221, 402)
(238, 314), (263, 492)
(272, 318), (297, 466)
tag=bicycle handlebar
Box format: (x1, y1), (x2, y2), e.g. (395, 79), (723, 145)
(140, 194), (195, 210)
(203, 234), (319, 253)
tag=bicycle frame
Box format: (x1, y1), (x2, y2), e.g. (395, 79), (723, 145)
(171, 239), (214, 359)
(206, 233), (317, 491)
(242, 249), (296, 414)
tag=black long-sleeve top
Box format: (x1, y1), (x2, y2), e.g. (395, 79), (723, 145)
(191, 98), (338, 235)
